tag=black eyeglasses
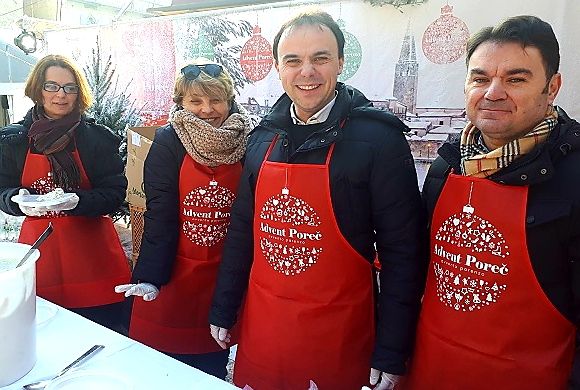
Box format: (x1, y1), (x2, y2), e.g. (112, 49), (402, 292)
(43, 82), (79, 94)
(180, 64), (223, 80)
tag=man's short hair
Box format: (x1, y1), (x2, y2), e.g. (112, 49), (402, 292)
(465, 15), (560, 79)
(272, 9), (345, 63)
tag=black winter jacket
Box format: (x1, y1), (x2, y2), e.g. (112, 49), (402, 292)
(131, 124), (187, 285)
(0, 108), (127, 218)
(209, 83), (427, 375)
(422, 107), (580, 387)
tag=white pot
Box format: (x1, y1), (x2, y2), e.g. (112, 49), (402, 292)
(0, 242), (40, 387)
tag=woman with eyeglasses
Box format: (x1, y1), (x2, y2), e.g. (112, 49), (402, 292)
(115, 58), (257, 379)
(0, 54), (130, 330)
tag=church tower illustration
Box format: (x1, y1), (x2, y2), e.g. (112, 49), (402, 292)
(393, 22), (419, 114)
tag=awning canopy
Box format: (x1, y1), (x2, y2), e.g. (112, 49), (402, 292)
(147, 0), (289, 15)
(0, 40), (37, 84)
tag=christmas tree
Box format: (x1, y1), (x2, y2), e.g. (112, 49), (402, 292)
(83, 36), (141, 161)
(83, 36), (141, 223)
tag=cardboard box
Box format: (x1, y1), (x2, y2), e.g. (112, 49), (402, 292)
(125, 126), (157, 208)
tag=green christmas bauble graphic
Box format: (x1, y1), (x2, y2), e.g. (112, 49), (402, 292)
(190, 33), (215, 60)
(338, 19), (362, 82)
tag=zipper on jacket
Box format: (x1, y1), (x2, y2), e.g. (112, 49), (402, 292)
(281, 133), (290, 161)
(292, 122), (340, 158)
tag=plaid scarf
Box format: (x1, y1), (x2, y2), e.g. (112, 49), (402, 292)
(460, 106), (558, 177)
(28, 106), (82, 189)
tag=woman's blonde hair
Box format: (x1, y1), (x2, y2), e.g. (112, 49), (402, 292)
(24, 54), (93, 113)
(173, 58), (235, 107)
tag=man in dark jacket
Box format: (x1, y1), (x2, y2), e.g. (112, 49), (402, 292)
(209, 9), (426, 390)
(403, 15), (580, 389)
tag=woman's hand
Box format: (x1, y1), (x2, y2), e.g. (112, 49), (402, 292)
(114, 282), (160, 301)
(16, 189), (49, 216)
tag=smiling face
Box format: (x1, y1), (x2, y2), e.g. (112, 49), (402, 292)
(41, 66), (79, 119)
(181, 91), (230, 128)
(275, 24), (344, 123)
(464, 41), (561, 150)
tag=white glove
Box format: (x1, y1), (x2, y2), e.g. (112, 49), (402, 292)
(17, 189), (49, 217)
(114, 283), (159, 301)
(369, 368), (401, 390)
(46, 193), (79, 212)
(210, 324), (231, 349)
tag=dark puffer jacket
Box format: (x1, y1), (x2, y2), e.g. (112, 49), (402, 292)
(209, 83), (427, 375)
(0, 108), (127, 217)
(130, 123), (186, 285)
(422, 107), (580, 387)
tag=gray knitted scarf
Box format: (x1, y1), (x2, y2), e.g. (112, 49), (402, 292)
(170, 102), (255, 167)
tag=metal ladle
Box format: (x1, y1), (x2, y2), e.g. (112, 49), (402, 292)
(16, 222), (53, 268)
(21, 344), (104, 390)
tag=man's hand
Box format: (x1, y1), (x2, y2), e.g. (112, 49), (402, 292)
(369, 368), (401, 390)
(115, 283), (159, 301)
(210, 324), (231, 349)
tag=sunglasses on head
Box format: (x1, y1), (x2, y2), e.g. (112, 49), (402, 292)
(43, 82), (79, 94)
(181, 64), (223, 80)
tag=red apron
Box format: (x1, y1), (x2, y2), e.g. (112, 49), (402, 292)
(129, 156), (242, 354)
(18, 146), (130, 308)
(404, 174), (575, 390)
(234, 139), (375, 390)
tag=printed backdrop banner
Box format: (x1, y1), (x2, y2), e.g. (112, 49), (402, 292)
(45, 0), (580, 123)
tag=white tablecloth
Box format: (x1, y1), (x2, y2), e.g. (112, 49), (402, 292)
(2, 297), (238, 389)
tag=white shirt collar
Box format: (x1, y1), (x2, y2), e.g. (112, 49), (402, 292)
(290, 91), (338, 125)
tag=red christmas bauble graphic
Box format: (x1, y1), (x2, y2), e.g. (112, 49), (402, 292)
(182, 181), (236, 246)
(259, 188), (323, 276)
(422, 4), (469, 64)
(240, 25), (273, 82)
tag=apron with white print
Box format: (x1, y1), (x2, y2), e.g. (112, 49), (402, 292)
(19, 146), (130, 308)
(130, 157), (241, 354)
(403, 174), (575, 390)
(234, 138), (375, 390)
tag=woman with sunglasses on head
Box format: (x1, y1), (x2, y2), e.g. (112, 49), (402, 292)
(115, 58), (257, 379)
(0, 54), (130, 330)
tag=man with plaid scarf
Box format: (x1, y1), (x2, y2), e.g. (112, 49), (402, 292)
(403, 15), (580, 389)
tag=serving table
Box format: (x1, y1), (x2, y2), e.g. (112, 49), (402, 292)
(2, 297), (238, 389)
